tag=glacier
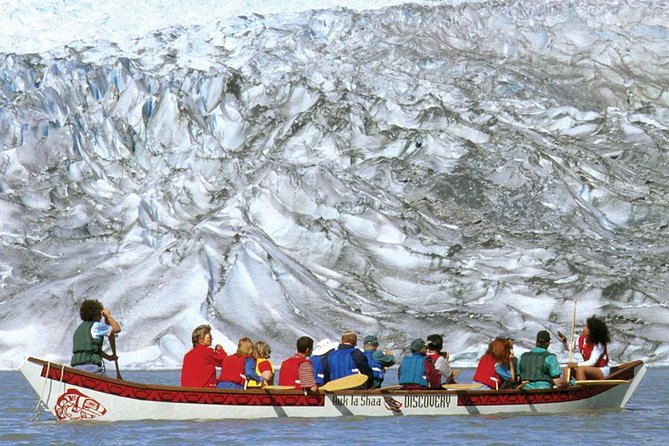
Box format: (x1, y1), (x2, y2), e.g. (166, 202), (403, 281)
(1, 0), (668, 370)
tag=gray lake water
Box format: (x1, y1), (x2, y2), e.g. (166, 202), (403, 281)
(1, 367), (666, 445)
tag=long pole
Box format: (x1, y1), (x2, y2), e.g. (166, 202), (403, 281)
(566, 299), (577, 382)
(109, 332), (123, 380)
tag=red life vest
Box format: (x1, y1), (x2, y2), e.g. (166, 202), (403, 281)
(217, 354), (248, 386)
(578, 334), (592, 360)
(579, 336), (608, 367)
(426, 351), (441, 364)
(473, 353), (501, 389)
(279, 355), (310, 389)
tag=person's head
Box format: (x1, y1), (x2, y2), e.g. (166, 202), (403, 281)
(255, 340), (271, 359)
(426, 334), (443, 352)
(236, 337), (255, 357)
(363, 335), (379, 350)
(410, 338), (426, 354)
(341, 331), (357, 346)
(79, 299), (104, 322)
(585, 316), (611, 345)
(296, 336), (314, 354)
(191, 324), (212, 347)
(536, 330), (551, 349)
(497, 332), (514, 346)
(490, 338), (512, 362)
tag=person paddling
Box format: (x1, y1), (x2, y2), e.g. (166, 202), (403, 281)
(71, 299), (121, 375)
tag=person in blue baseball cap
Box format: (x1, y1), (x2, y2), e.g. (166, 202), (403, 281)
(398, 338), (441, 390)
(362, 335), (395, 388)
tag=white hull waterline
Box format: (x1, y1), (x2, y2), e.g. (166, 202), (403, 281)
(20, 357), (646, 422)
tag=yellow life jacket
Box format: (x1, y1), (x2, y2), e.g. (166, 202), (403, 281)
(246, 358), (275, 387)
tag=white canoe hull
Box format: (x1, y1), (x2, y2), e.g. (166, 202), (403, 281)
(20, 357), (646, 422)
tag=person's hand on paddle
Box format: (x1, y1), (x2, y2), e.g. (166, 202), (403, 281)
(100, 351), (119, 361)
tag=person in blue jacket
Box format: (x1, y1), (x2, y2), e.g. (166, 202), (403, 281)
(309, 338), (337, 385)
(362, 335), (395, 388)
(324, 331), (374, 389)
(398, 338), (441, 390)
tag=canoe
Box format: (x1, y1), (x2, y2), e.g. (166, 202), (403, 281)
(20, 356), (646, 422)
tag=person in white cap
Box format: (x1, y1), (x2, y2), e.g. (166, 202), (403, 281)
(308, 338), (337, 385)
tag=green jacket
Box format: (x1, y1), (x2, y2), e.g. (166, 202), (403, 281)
(519, 348), (561, 389)
(71, 321), (103, 366)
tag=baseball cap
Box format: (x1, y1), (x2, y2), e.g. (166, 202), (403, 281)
(410, 338), (426, 352)
(364, 335), (379, 346)
(536, 330), (551, 344)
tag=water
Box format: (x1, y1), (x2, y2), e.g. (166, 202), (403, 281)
(1, 367), (667, 445)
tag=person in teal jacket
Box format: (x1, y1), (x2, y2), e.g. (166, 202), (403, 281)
(518, 330), (565, 389)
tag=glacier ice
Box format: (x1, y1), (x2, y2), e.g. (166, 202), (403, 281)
(1, 0), (668, 370)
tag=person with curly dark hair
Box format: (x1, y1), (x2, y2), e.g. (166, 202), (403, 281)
(565, 315), (611, 380)
(71, 299), (121, 374)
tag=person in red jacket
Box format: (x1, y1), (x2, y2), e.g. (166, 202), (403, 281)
(473, 333), (515, 389)
(279, 336), (318, 391)
(217, 337), (265, 388)
(181, 325), (227, 387)
(563, 316), (611, 381)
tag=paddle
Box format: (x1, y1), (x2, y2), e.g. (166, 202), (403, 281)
(565, 299), (577, 382)
(319, 373), (368, 392)
(442, 383), (482, 391)
(263, 385), (298, 390)
(109, 332), (123, 380)
(575, 379), (629, 386)
(375, 384), (402, 392)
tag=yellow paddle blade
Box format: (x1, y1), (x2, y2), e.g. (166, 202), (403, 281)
(263, 385), (298, 390)
(320, 373), (368, 391)
(442, 383), (483, 390)
(575, 379), (629, 386)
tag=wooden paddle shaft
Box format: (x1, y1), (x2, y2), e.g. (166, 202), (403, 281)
(109, 333), (123, 380)
(566, 299), (577, 382)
